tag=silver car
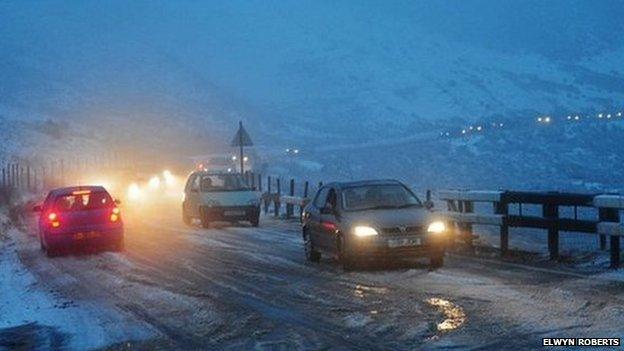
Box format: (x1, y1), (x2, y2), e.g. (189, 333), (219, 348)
(301, 180), (448, 270)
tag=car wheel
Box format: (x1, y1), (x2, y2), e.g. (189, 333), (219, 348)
(200, 213), (211, 228)
(182, 210), (192, 226)
(46, 245), (61, 258)
(303, 229), (320, 262)
(429, 253), (444, 269)
(250, 214), (260, 227)
(113, 238), (125, 252)
(338, 236), (358, 271)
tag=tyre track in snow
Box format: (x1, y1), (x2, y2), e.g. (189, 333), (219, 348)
(15, 209), (624, 350)
(122, 218), (433, 350)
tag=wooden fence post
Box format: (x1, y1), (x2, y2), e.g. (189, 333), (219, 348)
(41, 166), (47, 190)
(286, 179), (295, 218)
(494, 200), (509, 256)
(464, 201), (474, 247)
(26, 165), (31, 191)
(599, 207), (620, 268)
(302, 181), (309, 217)
(19, 165), (24, 189)
(274, 178), (281, 217)
(60, 159), (65, 185)
(265, 176), (272, 213)
(543, 203), (559, 260)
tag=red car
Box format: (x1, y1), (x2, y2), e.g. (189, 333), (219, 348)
(34, 186), (124, 257)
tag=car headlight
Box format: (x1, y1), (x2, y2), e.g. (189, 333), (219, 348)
(353, 226), (379, 237)
(427, 221), (446, 234)
(207, 199), (221, 207)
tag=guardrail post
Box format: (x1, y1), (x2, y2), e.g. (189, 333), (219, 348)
(19, 165), (24, 189)
(274, 178), (281, 217)
(264, 176), (272, 213)
(41, 166), (47, 191)
(1, 165), (5, 188)
(302, 181), (309, 217)
(286, 179), (295, 218)
(257, 173), (262, 192)
(60, 159), (65, 185)
(464, 201), (474, 247)
(599, 207), (620, 268)
(494, 200), (509, 256)
(26, 165), (31, 191)
(543, 203), (559, 260)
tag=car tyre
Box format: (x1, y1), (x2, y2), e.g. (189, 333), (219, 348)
(182, 209), (192, 226)
(200, 212), (211, 228)
(46, 244), (61, 258)
(250, 214), (260, 227)
(338, 236), (358, 271)
(429, 253), (444, 269)
(112, 238), (125, 252)
(303, 229), (320, 263)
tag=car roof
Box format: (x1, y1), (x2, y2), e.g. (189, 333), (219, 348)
(49, 185), (108, 196)
(325, 179), (404, 189)
(191, 171), (240, 176)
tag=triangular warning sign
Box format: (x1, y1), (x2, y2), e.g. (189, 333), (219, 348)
(230, 122), (254, 147)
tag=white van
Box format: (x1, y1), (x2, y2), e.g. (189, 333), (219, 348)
(182, 171), (262, 228)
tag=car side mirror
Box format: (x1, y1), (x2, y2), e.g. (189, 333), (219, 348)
(424, 201), (434, 210)
(32, 204), (42, 212)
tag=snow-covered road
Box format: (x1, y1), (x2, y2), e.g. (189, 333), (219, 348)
(2, 206), (624, 350)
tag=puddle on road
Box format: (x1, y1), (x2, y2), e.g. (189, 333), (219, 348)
(426, 297), (466, 332)
(353, 284), (388, 298)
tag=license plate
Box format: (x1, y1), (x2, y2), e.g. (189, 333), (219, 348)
(387, 237), (421, 248)
(74, 232), (100, 240)
(224, 210), (245, 216)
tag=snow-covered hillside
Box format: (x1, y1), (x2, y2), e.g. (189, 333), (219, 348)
(1, 1), (623, 189)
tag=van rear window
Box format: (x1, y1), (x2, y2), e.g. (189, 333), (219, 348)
(54, 192), (113, 211)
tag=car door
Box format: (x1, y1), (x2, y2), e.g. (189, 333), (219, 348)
(185, 174), (201, 217)
(308, 187), (330, 250)
(318, 187), (340, 252)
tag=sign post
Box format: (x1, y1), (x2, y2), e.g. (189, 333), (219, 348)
(230, 121), (254, 174)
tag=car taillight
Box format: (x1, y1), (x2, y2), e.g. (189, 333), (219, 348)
(110, 207), (120, 222)
(48, 212), (60, 228)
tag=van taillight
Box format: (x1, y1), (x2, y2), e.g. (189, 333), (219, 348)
(110, 207), (120, 222)
(48, 213), (60, 228)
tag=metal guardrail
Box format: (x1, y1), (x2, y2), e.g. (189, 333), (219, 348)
(440, 190), (623, 268)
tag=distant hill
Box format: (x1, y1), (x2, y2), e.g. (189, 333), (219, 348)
(1, 0), (623, 190)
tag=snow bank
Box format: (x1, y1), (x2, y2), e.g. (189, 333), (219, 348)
(0, 214), (154, 350)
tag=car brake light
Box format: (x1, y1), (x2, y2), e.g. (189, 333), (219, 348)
(48, 212), (60, 228)
(110, 207), (120, 222)
(321, 221), (338, 232)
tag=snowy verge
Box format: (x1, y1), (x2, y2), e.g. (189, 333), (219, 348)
(0, 211), (154, 350)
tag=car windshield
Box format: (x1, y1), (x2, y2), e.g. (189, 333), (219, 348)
(54, 191), (114, 212)
(200, 174), (249, 192)
(341, 184), (422, 211)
